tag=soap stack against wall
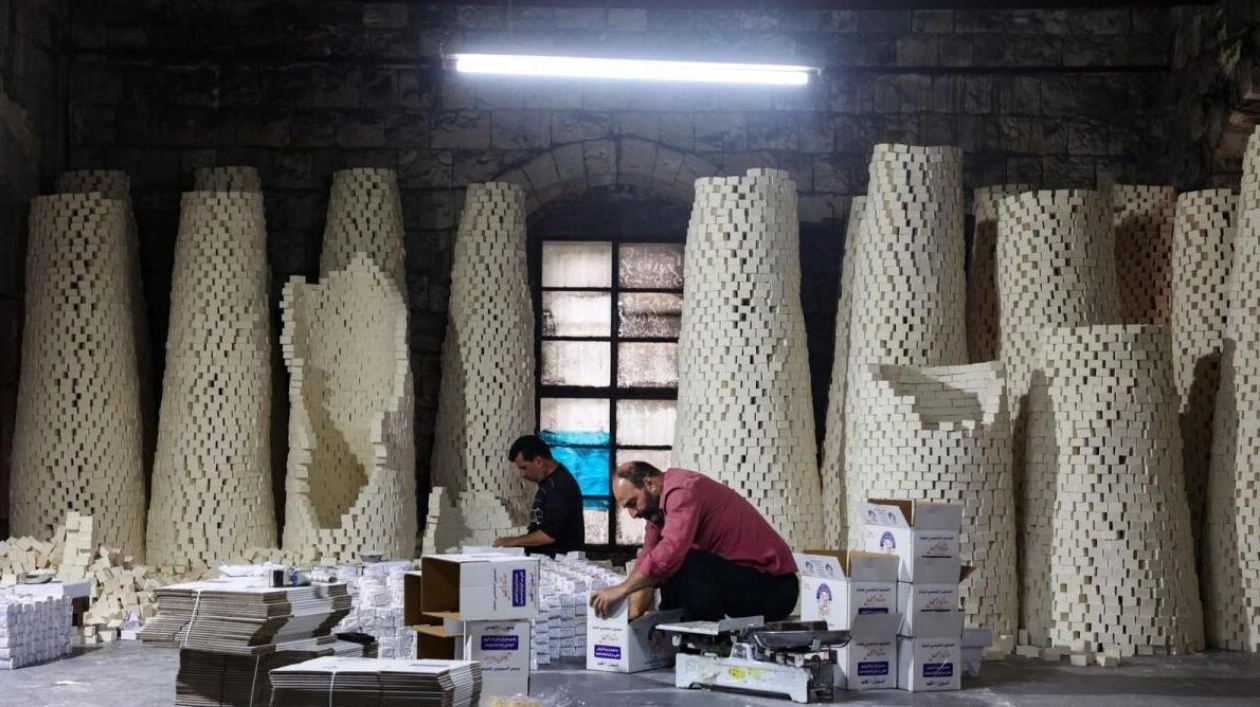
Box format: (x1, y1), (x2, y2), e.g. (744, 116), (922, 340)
(674, 168), (824, 550)
(281, 168), (417, 564)
(817, 137), (1260, 666)
(426, 181), (535, 552)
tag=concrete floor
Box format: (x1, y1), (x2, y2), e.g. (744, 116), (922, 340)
(3, 642), (1260, 707)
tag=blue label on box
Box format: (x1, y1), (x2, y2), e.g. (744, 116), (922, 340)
(923, 662), (954, 677)
(480, 635), (519, 651)
(857, 661), (889, 676)
(856, 607), (889, 615)
(593, 645), (622, 660)
(512, 569), (527, 607)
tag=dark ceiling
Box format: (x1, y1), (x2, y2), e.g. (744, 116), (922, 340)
(419, 0), (1202, 9)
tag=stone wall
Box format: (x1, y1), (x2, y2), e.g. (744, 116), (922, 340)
(0, 0), (67, 534)
(58, 2), (1186, 529)
(1166, 0), (1260, 189)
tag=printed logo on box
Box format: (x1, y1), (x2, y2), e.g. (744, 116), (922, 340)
(922, 662), (954, 678)
(511, 569), (527, 607)
(481, 635), (519, 651)
(878, 532), (897, 552)
(857, 661), (889, 676)
(593, 645), (622, 660)
(815, 583), (833, 617)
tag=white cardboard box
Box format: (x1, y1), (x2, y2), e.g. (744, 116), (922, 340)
(796, 551), (897, 630)
(466, 620), (531, 703)
(895, 569), (972, 637)
(862, 500), (963, 583)
(419, 554), (540, 621)
(586, 598), (683, 673)
(898, 636), (962, 692)
(833, 613), (901, 691)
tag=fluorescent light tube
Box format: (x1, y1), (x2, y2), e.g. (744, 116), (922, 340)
(449, 53), (816, 86)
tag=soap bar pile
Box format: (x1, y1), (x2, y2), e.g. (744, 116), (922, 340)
(0, 595), (72, 669)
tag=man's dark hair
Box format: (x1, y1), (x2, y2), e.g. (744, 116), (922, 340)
(508, 435), (553, 462)
(614, 461), (663, 488)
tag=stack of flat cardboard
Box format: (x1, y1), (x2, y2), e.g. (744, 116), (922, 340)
(270, 656), (482, 707)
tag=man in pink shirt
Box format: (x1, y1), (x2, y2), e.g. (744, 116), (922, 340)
(589, 462), (799, 622)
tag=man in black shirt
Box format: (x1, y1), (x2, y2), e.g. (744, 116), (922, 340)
(493, 435), (586, 557)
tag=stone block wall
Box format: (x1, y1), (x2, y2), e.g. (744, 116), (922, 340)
(0, 0), (67, 534)
(60, 3), (1182, 518)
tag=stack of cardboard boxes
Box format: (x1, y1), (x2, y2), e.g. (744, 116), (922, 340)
(0, 594), (72, 669)
(796, 549), (900, 691)
(406, 554), (539, 704)
(801, 499), (987, 693)
(863, 499), (973, 692)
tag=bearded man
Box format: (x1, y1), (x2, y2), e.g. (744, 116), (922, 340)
(588, 462), (799, 622)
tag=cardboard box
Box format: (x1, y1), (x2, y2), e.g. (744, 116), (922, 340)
(862, 500), (963, 583)
(895, 568), (972, 637)
(586, 597), (683, 673)
(408, 554), (539, 624)
(833, 613), (901, 691)
(796, 551), (897, 630)
(898, 636), (962, 692)
(413, 620), (531, 704)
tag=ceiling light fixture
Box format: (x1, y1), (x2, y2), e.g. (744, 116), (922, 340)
(447, 53), (818, 86)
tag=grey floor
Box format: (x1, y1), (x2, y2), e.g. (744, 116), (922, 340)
(4, 642), (1260, 707)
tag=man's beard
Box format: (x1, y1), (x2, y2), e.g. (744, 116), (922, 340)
(640, 492), (663, 525)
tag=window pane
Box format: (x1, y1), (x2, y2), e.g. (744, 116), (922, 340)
(615, 449), (674, 470)
(542, 341), (611, 386)
(539, 399), (612, 503)
(616, 507), (646, 545)
(616, 399), (677, 446)
(617, 343), (678, 388)
(619, 293), (682, 339)
(584, 508), (611, 546)
(619, 243), (684, 289)
(543, 242), (612, 288)
(540, 398), (610, 433)
(541, 441), (609, 498)
(542, 291), (611, 337)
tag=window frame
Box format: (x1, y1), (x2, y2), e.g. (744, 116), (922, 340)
(530, 231), (685, 552)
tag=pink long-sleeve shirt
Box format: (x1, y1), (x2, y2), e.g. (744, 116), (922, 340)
(635, 468), (798, 580)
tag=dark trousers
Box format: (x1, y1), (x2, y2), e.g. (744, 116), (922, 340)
(659, 551), (799, 622)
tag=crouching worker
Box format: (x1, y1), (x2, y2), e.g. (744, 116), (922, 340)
(588, 462), (799, 622)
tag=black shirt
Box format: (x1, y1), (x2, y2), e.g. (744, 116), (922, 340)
(526, 463), (585, 557)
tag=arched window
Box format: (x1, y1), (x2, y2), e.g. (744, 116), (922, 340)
(528, 187), (688, 549)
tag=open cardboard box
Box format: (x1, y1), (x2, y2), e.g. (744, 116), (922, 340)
(796, 550), (898, 630)
(586, 594), (683, 673)
(862, 499), (963, 583)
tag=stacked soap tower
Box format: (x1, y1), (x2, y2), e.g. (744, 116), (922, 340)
(280, 254), (416, 563)
(1205, 125), (1260, 652)
(9, 193), (146, 557)
(1111, 184), (1177, 326)
(146, 189), (275, 565)
(966, 184), (1030, 364)
(840, 145), (967, 548)
(1024, 326), (1203, 657)
(1169, 189), (1236, 567)
(820, 198), (865, 547)
(430, 183), (536, 544)
(674, 168), (823, 549)
(849, 362), (1016, 638)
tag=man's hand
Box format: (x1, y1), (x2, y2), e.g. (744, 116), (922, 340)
(492, 537), (513, 548)
(589, 585), (627, 619)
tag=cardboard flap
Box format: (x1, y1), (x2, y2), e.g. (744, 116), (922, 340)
(844, 551), (899, 582)
(413, 624), (463, 639)
(420, 557), (464, 616)
(864, 500), (913, 528)
(796, 551), (847, 579)
(403, 572), (427, 627)
(910, 503), (963, 531)
(848, 612), (901, 642)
